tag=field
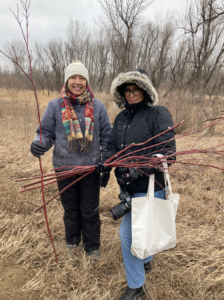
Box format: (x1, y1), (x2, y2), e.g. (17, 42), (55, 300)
(0, 88), (224, 299)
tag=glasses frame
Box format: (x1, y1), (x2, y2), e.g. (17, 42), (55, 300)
(124, 87), (142, 97)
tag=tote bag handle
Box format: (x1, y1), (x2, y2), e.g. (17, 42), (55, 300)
(152, 154), (173, 196)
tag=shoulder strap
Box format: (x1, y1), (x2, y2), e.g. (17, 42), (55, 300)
(148, 105), (158, 134)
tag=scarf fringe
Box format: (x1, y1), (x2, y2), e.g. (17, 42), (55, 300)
(80, 138), (92, 153)
(68, 139), (78, 153)
(69, 139), (91, 154)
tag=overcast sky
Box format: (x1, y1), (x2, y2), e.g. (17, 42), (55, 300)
(0, 0), (187, 67)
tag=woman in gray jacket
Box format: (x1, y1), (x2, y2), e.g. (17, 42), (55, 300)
(30, 60), (111, 259)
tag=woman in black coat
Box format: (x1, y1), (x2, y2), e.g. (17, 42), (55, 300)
(97, 69), (176, 300)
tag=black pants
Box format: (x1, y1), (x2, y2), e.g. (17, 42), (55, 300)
(57, 171), (100, 252)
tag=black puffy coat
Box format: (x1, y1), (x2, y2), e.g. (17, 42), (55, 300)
(103, 101), (176, 194)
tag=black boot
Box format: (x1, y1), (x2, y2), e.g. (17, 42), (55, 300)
(119, 286), (146, 300)
(86, 250), (100, 260)
(144, 261), (151, 273)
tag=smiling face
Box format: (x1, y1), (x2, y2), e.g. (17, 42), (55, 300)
(124, 84), (144, 104)
(67, 75), (87, 96)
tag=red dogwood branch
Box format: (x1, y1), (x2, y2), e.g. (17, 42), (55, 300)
(0, 0), (58, 263)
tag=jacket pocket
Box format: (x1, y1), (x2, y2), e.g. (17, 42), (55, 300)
(52, 142), (62, 167)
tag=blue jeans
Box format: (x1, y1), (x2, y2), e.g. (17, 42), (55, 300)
(119, 189), (166, 289)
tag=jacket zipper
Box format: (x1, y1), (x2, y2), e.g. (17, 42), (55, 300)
(123, 114), (134, 149)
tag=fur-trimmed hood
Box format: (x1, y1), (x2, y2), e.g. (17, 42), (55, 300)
(110, 70), (159, 109)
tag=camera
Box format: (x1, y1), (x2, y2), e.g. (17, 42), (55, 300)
(109, 191), (132, 221)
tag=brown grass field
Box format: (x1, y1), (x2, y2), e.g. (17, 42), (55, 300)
(0, 88), (224, 299)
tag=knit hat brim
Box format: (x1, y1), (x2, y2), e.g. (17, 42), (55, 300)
(64, 61), (89, 85)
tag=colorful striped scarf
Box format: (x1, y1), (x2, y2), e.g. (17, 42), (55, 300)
(60, 84), (94, 153)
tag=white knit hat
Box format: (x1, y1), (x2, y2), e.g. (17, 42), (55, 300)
(64, 60), (89, 85)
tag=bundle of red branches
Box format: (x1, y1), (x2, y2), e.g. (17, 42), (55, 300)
(17, 117), (224, 214)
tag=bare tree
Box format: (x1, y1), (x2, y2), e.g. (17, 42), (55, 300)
(4, 40), (26, 70)
(34, 42), (53, 95)
(3, 39), (33, 90)
(164, 0), (224, 121)
(43, 39), (66, 90)
(65, 19), (89, 65)
(184, 0), (224, 35)
(183, 0), (224, 87)
(137, 15), (174, 89)
(97, 0), (154, 73)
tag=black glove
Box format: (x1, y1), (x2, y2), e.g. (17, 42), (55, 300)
(95, 161), (112, 174)
(30, 140), (45, 158)
(100, 173), (110, 188)
(95, 159), (112, 188)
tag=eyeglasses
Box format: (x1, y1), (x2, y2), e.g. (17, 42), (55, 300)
(124, 87), (142, 97)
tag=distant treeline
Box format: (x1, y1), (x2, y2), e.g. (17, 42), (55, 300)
(1, 0), (224, 121)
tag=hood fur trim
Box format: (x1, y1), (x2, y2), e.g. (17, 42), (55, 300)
(110, 70), (159, 109)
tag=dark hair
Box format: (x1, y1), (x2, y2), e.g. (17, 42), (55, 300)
(143, 90), (152, 103)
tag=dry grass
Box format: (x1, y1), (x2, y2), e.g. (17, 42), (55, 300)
(159, 90), (224, 137)
(0, 89), (224, 299)
(0, 88), (59, 106)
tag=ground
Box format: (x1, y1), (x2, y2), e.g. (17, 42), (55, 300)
(0, 258), (44, 300)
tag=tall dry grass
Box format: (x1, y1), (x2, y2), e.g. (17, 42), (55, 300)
(159, 90), (224, 136)
(0, 88), (224, 299)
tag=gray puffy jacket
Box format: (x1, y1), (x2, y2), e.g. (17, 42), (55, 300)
(35, 97), (111, 169)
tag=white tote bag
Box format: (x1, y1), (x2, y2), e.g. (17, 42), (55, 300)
(131, 160), (179, 259)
